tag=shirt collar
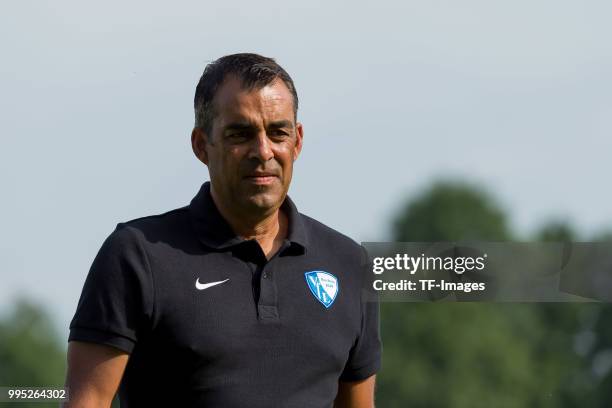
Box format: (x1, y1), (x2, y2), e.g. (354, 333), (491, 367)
(189, 182), (308, 252)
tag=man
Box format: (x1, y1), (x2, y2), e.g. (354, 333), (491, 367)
(65, 53), (381, 407)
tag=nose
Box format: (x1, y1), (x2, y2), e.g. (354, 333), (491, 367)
(248, 132), (274, 163)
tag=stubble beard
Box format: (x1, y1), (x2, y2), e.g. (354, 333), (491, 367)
(239, 183), (286, 216)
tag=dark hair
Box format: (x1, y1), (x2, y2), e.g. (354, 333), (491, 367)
(194, 53), (299, 135)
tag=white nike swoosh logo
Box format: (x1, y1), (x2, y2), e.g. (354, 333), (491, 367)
(195, 278), (230, 290)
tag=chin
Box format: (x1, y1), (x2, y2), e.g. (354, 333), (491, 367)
(244, 191), (284, 212)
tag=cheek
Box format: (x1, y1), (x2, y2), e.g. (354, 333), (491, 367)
(221, 147), (246, 169)
(228, 145), (243, 156)
(276, 143), (297, 163)
(277, 148), (296, 178)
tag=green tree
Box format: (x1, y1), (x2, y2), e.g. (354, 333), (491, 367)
(0, 298), (66, 408)
(377, 181), (590, 408)
(578, 224), (612, 406)
(535, 221), (577, 242)
(392, 181), (512, 242)
(591, 230), (612, 242)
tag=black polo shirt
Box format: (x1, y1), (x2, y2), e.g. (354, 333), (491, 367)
(69, 182), (381, 408)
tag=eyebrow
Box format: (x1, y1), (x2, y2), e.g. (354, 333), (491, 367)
(223, 120), (294, 132)
(267, 120), (294, 130)
(224, 122), (254, 131)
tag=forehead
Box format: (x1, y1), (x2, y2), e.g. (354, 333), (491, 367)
(212, 76), (295, 126)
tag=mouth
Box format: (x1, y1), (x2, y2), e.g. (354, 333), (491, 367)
(243, 173), (279, 185)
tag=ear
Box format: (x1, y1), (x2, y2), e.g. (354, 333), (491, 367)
(293, 122), (304, 161)
(191, 128), (210, 166)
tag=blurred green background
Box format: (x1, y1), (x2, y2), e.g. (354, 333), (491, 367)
(1, 180), (611, 407)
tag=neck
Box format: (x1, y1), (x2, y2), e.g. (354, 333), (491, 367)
(210, 189), (289, 259)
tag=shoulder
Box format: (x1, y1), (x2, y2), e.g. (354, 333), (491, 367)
(299, 213), (365, 258)
(116, 206), (191, 236)
(102, 206), (192, 251)
(119, 206), (190, 230)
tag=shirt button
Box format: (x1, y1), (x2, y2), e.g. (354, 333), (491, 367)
(263, 272), (269, 279)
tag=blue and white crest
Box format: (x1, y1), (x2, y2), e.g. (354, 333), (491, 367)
(305, 271), (339, 308)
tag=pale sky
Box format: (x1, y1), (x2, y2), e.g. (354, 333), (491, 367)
(1, 0), (611, 336)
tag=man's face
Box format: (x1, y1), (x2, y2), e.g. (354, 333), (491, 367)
(193, 76), (303, 216)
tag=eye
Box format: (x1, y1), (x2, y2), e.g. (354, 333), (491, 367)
(269, 130), (289, 138)
(228, 131), (249, 141)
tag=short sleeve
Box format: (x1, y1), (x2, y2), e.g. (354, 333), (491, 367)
(339, 248), (382, 381)
(68, 224), (154, 353)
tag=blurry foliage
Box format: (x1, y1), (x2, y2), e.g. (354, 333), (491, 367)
(536, 221), (577, 242)
(393, 181), (512, 241)
(378, 180), (611, 408)
(592, 230), (612, 242)
(0, 299), (65, 408)
(378, 302), (598, 408)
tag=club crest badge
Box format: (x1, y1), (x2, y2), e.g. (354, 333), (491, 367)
(304, 271), (339, 308)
